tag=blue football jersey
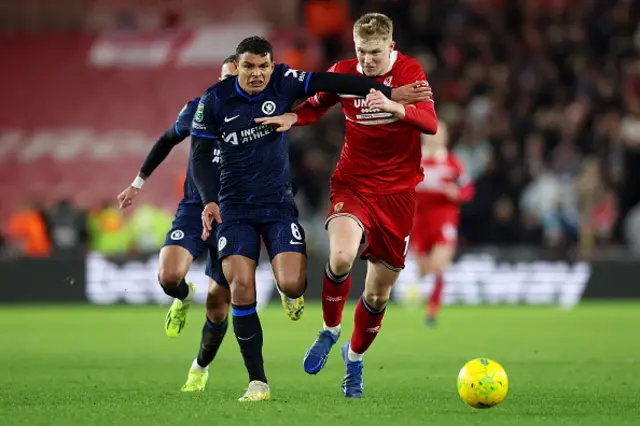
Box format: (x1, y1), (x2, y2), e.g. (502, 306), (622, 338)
(175, 97), (221, 205)
(191, 64), (312, 208)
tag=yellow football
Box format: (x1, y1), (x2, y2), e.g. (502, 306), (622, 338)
(457, 358), (509, 408)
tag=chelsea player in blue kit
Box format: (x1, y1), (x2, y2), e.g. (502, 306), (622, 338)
(190, 36), (424, 401)
(118, 57), (253, 392)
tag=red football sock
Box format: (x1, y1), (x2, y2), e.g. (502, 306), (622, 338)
(350, 296), (385, 355)
(427, 275), (444, 318)
(322, 263), (352, 328)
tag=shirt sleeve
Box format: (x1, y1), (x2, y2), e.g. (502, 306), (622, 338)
(399, 59), (438, 134)
(139, 126), (185, 178)
(174, 100), (197, 137)
(190, 92), (219, 140)
(278, 64), (314, 100)
(190, 135), (218, 205)
(306, 71), (393, 99)
(291, 63), (341, 126)
(189, 92), (220, 204)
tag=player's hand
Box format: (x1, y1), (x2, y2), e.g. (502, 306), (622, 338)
(390, 81), (433, 105)
(117, 186), (139, 209)
(201, 202), (222, 240)
(442, 183), (460, 201)
(366, 89), (400, 113)
(254, 113), (298, 132)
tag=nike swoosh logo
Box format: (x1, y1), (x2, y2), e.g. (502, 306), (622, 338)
(237, 334), (255, 341)
(224, 115), (240, 123)
(290, 240), (304, 245)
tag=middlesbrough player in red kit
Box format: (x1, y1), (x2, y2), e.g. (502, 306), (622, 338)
(413, 123), (475, 327)
(258, 13), (437, 398)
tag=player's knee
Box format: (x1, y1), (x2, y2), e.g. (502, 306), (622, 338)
(363, 289), (390, 311)
(277, 276), (306, 299)
(431, 260), (448, 277)
(157, 267), (185, 288)
(206, 303), (229, 324)
(430, 251), (453, 276)
(417, 257), (432, 278)
(329, 249), (357, 276)
(206, 283), (230, 323)
(229, 279), (256, 305)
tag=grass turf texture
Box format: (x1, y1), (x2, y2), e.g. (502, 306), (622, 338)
(1, 302), (639, 426)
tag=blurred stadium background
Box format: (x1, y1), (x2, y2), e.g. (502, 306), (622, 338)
(2, 1), (640, 424)
(2, 0), (640, 305)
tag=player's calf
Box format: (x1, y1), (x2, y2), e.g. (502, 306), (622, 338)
(224, 256), (268, 387)
(423, 245), (454, 325)
(196, 280), (231, 372)
(183, 281), (230, 392)
(322, 216), (363, 329)
(348, 261), (397, 360)
(272, 252), (306, 298)
(159, 246), (196, 338)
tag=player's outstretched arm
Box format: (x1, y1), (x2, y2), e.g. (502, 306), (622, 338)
(306, 72), (432, 105)
(190, 134), (222, 237)
(190, 135), (218, 208)
(363, 58), (439, 134)
(117, 126), (186, 209)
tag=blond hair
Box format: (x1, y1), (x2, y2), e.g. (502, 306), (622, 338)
(353, 13), (393, 42)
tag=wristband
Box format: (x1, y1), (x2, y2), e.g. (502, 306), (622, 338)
(131, 176), (145, 189)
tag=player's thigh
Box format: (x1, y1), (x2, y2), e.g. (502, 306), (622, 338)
(326, 185), (368, 270)
(410, 229), (436, 277)
(363, 260), (401, 306)
(260, 219), (307, 294)
(206, 278), (231, 323)
(158, 245), (194, 282)
(159, 215), (205, 282)
(216, 221), (261, 305)
(326, 216), (364, 264)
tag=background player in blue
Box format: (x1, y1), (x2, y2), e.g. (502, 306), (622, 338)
(117, 57), (241, 391)
(190, 36), (431, 401)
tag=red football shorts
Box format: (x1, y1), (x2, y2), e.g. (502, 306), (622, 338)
(326, 183), (415, 270)
(411, 214), (458, 255)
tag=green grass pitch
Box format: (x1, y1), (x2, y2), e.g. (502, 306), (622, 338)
(1, 302), (639, 426)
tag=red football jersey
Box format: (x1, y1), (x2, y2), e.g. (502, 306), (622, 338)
(415, 150), (474, 223)
(294, 51), (438, 194)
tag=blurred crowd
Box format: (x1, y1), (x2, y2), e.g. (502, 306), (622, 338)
(1, 199), (174, 259)
(289, 0), (640, 257)
(3, 0), (640, 259)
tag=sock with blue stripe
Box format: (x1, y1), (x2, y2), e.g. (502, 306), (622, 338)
(195, 316), (228, 369)
(232, 303), (267, 383)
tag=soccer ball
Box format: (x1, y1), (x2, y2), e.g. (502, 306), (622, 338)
(457, 358), (508, 408)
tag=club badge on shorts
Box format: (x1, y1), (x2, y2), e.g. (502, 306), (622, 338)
(334, 202), (344, 213)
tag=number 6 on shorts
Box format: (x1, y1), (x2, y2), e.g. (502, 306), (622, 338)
(291, 223), (303, 241)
